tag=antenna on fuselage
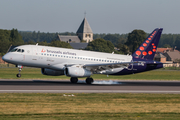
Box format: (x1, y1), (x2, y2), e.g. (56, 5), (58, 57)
(36, 43), (38, 46)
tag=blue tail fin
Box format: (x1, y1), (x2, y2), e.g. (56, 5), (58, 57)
(132, 28), (163, 60)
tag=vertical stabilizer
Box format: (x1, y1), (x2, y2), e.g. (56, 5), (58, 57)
(132, 28), (163, 60)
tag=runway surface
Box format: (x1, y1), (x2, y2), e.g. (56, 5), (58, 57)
(0, 79), (180, 93)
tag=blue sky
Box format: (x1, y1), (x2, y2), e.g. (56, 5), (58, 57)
(0, 0), (179, 34)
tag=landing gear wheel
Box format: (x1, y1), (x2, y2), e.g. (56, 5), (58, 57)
(16, 65), (23, 78)
(16, 73), (21, 78)
(86, 78), (94, 84)
(70, 77), (78, 83)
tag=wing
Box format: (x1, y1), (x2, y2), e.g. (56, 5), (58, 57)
(83, 61), (138, 73)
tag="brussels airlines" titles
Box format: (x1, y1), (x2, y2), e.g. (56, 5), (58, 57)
(46, 49), (76, 56)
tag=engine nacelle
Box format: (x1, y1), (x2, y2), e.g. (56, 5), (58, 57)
(65, 67), (92, 77)
(41, 68), (64, 76)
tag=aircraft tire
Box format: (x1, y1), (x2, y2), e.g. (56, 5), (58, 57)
(70, 77), (78, 83)
(86, 78), (94, 84)
(16, 74), (21, 78)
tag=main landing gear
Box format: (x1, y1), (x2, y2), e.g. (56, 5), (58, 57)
(70, 77), (94, 84)
(16, 65), (23, 78)
(70, 77), (78, 83)
(86, 77), (94, 84)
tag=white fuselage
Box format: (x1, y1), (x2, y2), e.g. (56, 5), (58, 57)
(3, 45), (132, 72)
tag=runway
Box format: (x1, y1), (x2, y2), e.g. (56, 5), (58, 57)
(0, 79), (180, 93)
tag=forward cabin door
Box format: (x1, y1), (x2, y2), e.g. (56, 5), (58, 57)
(32, 47), (38, 61)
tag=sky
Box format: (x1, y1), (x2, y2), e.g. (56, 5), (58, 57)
(0, 0), (180, 34)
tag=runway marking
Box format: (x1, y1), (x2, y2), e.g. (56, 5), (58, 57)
(0, 90), (180, 93)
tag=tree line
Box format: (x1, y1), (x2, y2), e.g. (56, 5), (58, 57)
(19, 30), (180, 50)
(1, 28), (180, 56)
(0, 29), (24, 55)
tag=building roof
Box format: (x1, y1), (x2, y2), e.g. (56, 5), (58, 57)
(157, 48), (179, 53)
(165, 51), (180, 61)
(70, 43), (88, 49)
(76, 17), (93, 33)
(155, 53), (166, 58)
(58, 35), (80, 43)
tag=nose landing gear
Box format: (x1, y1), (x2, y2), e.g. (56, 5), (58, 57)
(16, 65), (23, 78)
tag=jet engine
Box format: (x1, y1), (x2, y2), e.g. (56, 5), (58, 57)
(65, 67), (92, 77)
(41, 68), (64, 76)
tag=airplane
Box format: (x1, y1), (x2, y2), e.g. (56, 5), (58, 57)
(2, 28), (163, 84)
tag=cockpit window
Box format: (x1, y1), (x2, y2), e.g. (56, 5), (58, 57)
(10, 48), (25, 53)
(17, 49), (22, 52)
(10, 48), (18, 52)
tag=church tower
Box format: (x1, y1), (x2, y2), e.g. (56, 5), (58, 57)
(76, 17), (93, 43)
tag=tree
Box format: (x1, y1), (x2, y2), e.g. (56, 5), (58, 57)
(103, 34), (119, 45)
(85, 38), (115, 53)
(116, 42), (129, 54)
(174, 36), (180, 50)
(9, 28), (24, 45)
(126, 29), (146, 54)
(50, 40), (72, 48)
(163, 44), (171, 48)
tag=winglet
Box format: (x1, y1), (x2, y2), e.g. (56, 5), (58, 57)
(132, 28), (163, 60)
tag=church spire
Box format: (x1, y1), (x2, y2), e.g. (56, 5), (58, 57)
(76, 17), (93, 34)
(76, 16), (93, 43)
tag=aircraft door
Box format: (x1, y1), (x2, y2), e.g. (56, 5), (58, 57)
(32, 47), (38, 61)
(17, 49), (24, 61)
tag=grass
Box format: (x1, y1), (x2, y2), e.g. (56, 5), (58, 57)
(1, 68), (180, 119)
(0, 93), (180, 119)
(0, 67), (180, 80)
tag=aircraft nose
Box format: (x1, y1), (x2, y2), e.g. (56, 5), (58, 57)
(2, 54), (8, 62)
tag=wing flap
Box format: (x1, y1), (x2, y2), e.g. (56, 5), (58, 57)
(84, 61), (139, 73)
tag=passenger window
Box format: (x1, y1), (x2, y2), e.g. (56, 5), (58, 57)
(44, 54), (46, 55)
(47, 54), (49, 56)
(22, 49), (24, 53)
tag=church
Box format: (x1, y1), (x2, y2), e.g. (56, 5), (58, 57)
(57, 17), (93, 43)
